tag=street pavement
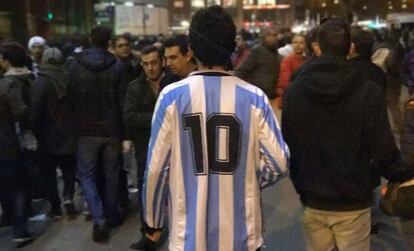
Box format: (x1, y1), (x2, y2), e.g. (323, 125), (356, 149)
(0, 177), (410, 251)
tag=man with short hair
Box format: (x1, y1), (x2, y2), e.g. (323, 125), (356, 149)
(349, 28), (386, 92)
(142, 6), (289, 251)
(282, 18), (403, 251)
(124, 46), (165, 250)
(0, 42), (34, 243)
(231, 30), (252, 69)
(68, 26), (124, 242)
(160, 34), (197, 91)
(235, 26), (282, 99)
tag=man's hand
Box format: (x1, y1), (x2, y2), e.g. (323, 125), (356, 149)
(145, 230), (162, 242)
(122, 140), (134, 154)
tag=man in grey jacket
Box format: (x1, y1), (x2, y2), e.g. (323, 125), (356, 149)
(235, 27), (281, 99)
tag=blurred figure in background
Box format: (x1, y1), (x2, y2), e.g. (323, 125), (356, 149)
(231, 29), (252, 70)
(28, 36), (46, 77)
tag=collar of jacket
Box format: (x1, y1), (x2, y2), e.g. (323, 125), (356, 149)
(4, 67), (31, 76)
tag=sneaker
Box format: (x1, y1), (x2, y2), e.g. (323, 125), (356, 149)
(93, 223), (109, 243)
(130, 236), (156, 251)
(63, 201), (78, 216)
(13, 231), (34, 243)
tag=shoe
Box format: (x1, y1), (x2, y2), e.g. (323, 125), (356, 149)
(130, 236), (156, 251)
(93, 223), (109, 243)
(49, 208), (63, 220)
(63, 201), (78, 216)
(13, 230), (34, 243)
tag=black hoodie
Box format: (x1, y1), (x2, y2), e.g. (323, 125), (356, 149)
(282, 56), (399, 211)
(68, 47), (124, 138)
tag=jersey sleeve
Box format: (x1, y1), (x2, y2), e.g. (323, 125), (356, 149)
(257, 95), (290, 189)
(143, 92), (174, 229)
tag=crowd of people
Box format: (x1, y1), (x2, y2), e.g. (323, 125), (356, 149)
(1, 5), (414, 251)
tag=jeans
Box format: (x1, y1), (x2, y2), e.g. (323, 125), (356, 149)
(42, 154), (76, 210)
(302, 207), (371, 251)
(77, 136), (121, 225)
(0, 158), (28, 234)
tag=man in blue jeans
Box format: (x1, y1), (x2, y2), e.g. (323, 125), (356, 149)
(68, 26), (124, 242)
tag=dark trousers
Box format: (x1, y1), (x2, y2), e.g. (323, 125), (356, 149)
(77, 136), (121, 225)
(0, 158), (28, 234)
(134, 143), (148, 223)
(42, 154), (76, 210)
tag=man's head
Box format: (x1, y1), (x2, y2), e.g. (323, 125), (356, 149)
(42, 47), (64, 65)
(307, 27), (321, 57)
(350, 28), (374, 59)
(260, 27), (279, 49)
(28, 36), (46, 62)
(163, 34), (194, 78)
(91, 26), (112, 48)
(0, 42), (27, 71)
(141, 45), (163, 81)
(112, 35), (132, 59)
(318, 18), (351, 57)
(235, 30), (251, 50)
(189, 6), (236, 68)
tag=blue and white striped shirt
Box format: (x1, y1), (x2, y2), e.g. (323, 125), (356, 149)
(143, 70), (290, 251)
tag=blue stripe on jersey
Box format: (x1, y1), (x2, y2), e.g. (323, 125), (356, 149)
(204, 76), (221, 251)
(174, 84), (198, 251)
(259, 142), (284, 187)
(144, 84), (188, 224)
(152, 149), (171, 226)
(233, 86), (250, 251)
(259, 142), (283, 175)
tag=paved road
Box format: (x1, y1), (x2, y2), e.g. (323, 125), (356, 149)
(0, 177), (410, 251)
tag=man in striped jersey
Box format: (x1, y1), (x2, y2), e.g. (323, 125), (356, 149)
(141, 6), (290, 251)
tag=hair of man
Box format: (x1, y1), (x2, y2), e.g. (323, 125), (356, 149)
(189, 5), (236, 67)
(91, 26), (112, 48)
(318, 17), (351, 57)
(351, 28), (375, 59)
(0, 42), (27, 67)
(163, 34), (190, 56)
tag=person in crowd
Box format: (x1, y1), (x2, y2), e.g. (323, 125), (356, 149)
(31, 47), (77, 218)
(349, 29), (386, 92)
(111, 34), (143, 212)
(123, 45), (165, 250)
(231, 30), (252, 69)
(68, 26), (124, 242)
(28, 36), (46, 77)
(349, 28), (388, 235)
(160, 34), (197, 91)
(141, 5), (289, 251)
(282, 18), (405, 251)
(402, 46), (414, 95)
(235, 26), (282, 99)
(278, 32), (294, 57)
(276, 34), (307, 109)
(0, 42), (34, 244)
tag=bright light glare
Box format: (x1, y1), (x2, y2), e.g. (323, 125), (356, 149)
(181, 20), (190, 28)
(124, 1), (134, 7)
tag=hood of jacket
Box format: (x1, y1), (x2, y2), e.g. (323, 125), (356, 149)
(38, 64), (68, 99)
(297, 56), (364, 104)
(76, 47), (117, 72)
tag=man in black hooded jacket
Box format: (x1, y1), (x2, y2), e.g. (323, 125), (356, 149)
(68, 26), (124, 242)
(282, 18), (411, 251)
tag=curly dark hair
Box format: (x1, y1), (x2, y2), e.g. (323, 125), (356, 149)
(189, 5), (236, 67)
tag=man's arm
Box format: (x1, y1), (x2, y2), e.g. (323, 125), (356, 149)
(257, 94), (290, 189)
(142, 91), (173, 229)
(7, 81), (30, 129)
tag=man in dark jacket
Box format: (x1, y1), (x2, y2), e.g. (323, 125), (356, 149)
(124, 46), (164, 250)
(349, 28), (387, 92)
(68, 26), (124, 242)
(0, 42), (34, 243)
(31, 47), (77, 218)
(235, 26), (281, 99)
(282, 18), (402, 251)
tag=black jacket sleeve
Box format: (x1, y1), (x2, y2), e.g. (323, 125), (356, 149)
(7, 81), (30, 130)
(123, 80), (154, 139)
(31, 76), (48, 134)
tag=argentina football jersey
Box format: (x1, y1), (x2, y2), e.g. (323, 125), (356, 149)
(143, 70), (290, 251)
